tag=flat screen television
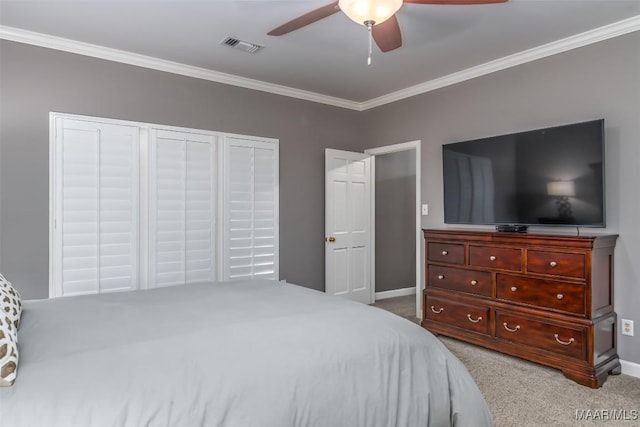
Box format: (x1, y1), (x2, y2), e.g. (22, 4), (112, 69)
(442, 119), (605, 228)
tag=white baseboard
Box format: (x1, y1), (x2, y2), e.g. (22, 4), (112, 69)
(375, 286), (415, 300)
(620, 359), (640, 379)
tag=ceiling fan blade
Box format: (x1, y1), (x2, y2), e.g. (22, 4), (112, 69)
(372, 15), (402, 52)
(403, 0), (508, 4)
(268, 1), (340, 36)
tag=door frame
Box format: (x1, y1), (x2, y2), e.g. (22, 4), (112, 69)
(365, 140), (422, 319)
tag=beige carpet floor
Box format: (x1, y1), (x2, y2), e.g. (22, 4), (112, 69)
(373, 295), (640, 426)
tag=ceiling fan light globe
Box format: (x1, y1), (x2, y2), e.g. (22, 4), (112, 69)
(376, 5), (392, 18)
(339, 0), (402, 26)
(354, 1), (370, 16)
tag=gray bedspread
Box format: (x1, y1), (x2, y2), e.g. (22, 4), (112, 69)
(0, 280), (492, 426)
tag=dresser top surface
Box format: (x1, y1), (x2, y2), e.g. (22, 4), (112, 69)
(423, 228), (618, 248)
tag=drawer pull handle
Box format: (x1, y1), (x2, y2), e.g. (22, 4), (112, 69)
(554, 334), (575, 346)
(441, 250), (448, 255)
(556, 294), (564, 300)
(510, 286), (517, 292)
(549, 261), (558, 267)
(503, 322), (520, 333)
(430, 306), (444, 314)
(437, 275), (445, 280)
(489, 255), (497, 261)
(467, 314), (482, 323)
(470, 280), (478, 286)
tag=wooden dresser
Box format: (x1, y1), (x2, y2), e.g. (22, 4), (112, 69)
(421, 228), (620, 388)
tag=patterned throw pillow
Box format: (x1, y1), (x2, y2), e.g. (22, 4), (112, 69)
(0, 274), (22, 330)
(0, 317), (18, 386)
(0, 274), (22, 386)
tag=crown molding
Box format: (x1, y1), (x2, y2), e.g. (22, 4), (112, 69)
(0, 25), (362, 111)
(2, 15), (640, 112)
(361, 15), (640, 110)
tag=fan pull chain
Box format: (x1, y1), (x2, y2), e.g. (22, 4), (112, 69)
(365, 20), (374, 65)
(368, 26), (372, 65)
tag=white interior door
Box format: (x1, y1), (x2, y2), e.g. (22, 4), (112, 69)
(325, 149), (371, 303)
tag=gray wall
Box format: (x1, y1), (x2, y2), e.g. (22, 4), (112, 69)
(375, 150), (415, 292)
(0, 40), (365, 299)
(2, 32), (639, 364)
(362, 32), (640, 364)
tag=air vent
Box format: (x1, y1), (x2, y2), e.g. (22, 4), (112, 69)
(220, 37), (264, 54)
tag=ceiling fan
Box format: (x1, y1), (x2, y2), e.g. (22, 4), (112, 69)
(268, 0), (508, 62)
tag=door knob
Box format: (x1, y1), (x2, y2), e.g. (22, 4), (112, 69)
(325, 236), (336, 242)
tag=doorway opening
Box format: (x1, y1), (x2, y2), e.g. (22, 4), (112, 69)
(366, 141), (421, 319)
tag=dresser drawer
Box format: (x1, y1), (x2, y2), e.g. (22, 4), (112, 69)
(426, 296), (489, 335)
(427, 242), (464, 265)
(527, 250), (585, 279)
(428, 265), (492, 297)
(469, 245), (522, 271)
(496, 311), (586, 359)
(496, 274), (585, 315)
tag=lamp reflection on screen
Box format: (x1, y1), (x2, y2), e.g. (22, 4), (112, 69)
(547, 180), (575, 220)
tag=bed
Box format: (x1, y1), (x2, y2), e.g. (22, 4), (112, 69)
(0, 279), (492, 426)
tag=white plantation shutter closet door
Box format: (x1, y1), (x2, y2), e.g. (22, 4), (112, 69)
(52, 118), (139, 297)
(51, 113), (280, 297)
(224, 137), (279, 281)
(149, 129), (217, 287)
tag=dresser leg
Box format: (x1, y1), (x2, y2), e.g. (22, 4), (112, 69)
(562, 357), (621, 387)
(561, 369), (600, 388)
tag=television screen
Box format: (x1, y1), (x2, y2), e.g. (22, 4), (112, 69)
(442, 119), (605, 227)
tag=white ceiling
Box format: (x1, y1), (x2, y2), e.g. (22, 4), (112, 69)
(1, 0), (640, 107)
